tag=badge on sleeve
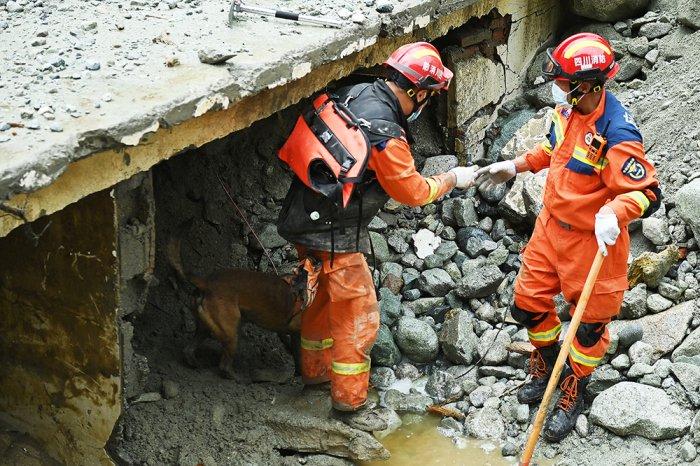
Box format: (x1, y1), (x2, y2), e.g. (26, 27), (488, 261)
(621, 157), (646, 181)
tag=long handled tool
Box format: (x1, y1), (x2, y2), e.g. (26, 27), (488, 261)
(519, 250), (605, 466)
(228, 0), (346, 28)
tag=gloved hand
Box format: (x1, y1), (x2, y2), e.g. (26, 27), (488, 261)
(474, 160), (517, 190)
(449, 166), (478, 189)
(595, 205), (620, 257)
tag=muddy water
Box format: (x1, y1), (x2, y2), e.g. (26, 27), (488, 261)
(362, 415), (519, 466)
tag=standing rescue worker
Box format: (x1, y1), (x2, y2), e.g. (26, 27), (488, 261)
(277, 42), (477, 412)
(476, 33), (661, 441)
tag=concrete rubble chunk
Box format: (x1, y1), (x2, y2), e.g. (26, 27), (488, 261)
(418, 268), (455, 297)
(641, 217), (671, 245)
(590, 382), (690, 440)
(420, 155), (458, 177)
(198, 48), (236, 65)
(456, 264), (505, 299)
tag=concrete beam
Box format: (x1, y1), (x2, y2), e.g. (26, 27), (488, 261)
(0, 0), (510, 239)
(0, 190), (121, 465)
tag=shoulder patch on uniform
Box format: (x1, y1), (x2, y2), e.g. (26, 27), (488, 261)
(621, 157), (647, 181)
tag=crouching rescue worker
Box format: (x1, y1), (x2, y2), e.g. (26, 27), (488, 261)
(276, 42), (477, 412)
(476, 33), (661, 441)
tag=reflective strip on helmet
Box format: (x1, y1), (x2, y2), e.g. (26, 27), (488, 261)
(571, 146), (608, 170)
(622, 191), (651, 214)
(332, 360), (370, 376)
(569, 344), (603, 367)
(301, 337), (334, 351)
(527, 323), (562, 343)
(411, 48), (440, 60)
(563, 40), (612, 59)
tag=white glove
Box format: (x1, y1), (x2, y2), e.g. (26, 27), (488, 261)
(595, 206), (620, 257)
(474, 160), (517, 190)
(449, 166), (478, 189)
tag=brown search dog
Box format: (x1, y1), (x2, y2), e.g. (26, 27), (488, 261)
(167, 234), (305, 379)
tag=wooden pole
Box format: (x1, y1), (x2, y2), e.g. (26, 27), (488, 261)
(519, 250), (605, 466)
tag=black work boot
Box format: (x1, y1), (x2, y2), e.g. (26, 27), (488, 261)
(517, 343), (560, 404)
(543, 369), (590, 442)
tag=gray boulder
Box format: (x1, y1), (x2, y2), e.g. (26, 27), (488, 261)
(402, 297), (445, 316)
(590, 382), (690, 440)
(371, 324), (401, 367)
(383, 389), (432, 414)
(639, 22), (673, 40)
(425, 370), (464, 403)
(619, 284), (648, 319)
(418, 268), (456, 297)
(646, 293), (673, 313)
(439, 310), (479, 365)
(642, 217), (671, 245)
(568, 0), (650, 22)
(611, 302), (694, 362)
(673, 326), (700, 364)
(615, 56), (644, 82)
(587, 366), (623, 396)
(670, 362), (700, 394)
(369, 232), (391, 263)
(465, 400), (505, 439)
(456, 265), (505, 298)
(378, 288), (401, 326)
(394, 317), (439, 363)
(675, 179), (700, 242)
(421, 155), (458, 177)
(370, 367), (396, 390)
(477, 329), (511, 365)
(678, 0), (700, 30)
(452, 198), (478, 227)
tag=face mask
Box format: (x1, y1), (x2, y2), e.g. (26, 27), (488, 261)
(551, 82), (581, 108)
(407, 100), (428, 123)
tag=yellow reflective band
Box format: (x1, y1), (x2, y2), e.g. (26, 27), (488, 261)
(332, 360), (370, 376)
(424, 177), (439, 204)
(571, 146), (608, 170)
(301, 337), (334, 351)
(552, 112), (565, 146)
(542, 142), (553, 155)
(563, 40), (611, 59)
(412, 48), (440, 59)
(528, 324), (562, 342)
(569, 344), (603, 367)
(623, 191), (651, 213)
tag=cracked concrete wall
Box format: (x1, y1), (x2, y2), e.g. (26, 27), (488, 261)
(0, 190), (121, 466)
(445, 0), (560, 162)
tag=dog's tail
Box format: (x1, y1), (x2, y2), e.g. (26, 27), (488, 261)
(166, 219), (207, 291)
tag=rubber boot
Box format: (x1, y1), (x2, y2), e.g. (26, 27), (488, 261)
(543, 368), (589, 442)
(517, 343), (560, 404)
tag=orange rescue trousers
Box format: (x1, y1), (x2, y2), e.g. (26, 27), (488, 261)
(514, 207), (628, 378)
(296, 247), (379, 411)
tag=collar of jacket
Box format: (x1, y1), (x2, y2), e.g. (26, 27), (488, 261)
(373, 79), (415, 144)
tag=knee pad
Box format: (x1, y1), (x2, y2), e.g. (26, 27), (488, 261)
(576, 322), (606, 347)
(510, 303), (547, 329)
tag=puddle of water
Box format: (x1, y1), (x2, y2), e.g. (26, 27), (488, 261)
(361, 415), (520, 466)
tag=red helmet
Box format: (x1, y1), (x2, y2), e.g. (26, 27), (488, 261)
(384, 42), (453, 91)
(543, 33), (619, 83)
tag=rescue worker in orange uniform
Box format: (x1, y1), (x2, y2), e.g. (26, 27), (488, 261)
(476, 33), (661, 441)
(277, 42), (478, 412)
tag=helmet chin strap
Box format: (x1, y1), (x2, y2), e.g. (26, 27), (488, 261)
(570, 83), (603, 106)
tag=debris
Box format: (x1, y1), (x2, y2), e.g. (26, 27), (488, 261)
(197, 49), (236, 65)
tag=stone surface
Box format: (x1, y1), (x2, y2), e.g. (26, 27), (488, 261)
(421, 155), (458, 177)
(568, 0), (650, 21)
(477, 329), (511, 365)
(678, 0), (700, 30)
(629, 341), (654, 366)
(456, 265), (505, 299)
(371, 324), (401, 367)
(673, 326), (700, 364)
(620, 284), (648, 319)
(587, 366), (623, 396)
(628, 245), (682, 288)
(590, 382), (690, 440)
(646, 293), (673, 313)
(394, 317), (439, 364)
(611, 302), (694, 362)
(383, 390), (432, 414)
(439, 310), (479, 365)
(378, 288), (401, 326)
(642, 217), (671, 245)
(418, 268), (456, 297)
(670, 362), (700, 394)
(675, 179), (700, 242)
(639, 22), (673, 40)
(465, 402), (505, 440)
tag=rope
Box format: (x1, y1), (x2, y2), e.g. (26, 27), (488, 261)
(215, 172), (279, 276)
